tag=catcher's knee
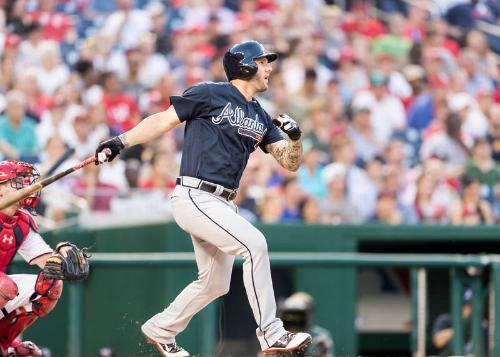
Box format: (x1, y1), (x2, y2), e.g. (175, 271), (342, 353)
(32, 272), (63, 317)
(0, 272), (18, 309)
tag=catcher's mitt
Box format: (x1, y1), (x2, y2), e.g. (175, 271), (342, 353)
(42, 242), (90, 281)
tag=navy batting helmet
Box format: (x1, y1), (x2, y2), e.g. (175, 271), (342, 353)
(223, 40), (278, 81)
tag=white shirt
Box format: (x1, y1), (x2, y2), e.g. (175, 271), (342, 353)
(18, 228), (52, 264)
(352, 90), (407, 146)
(101, 9), (151, 50)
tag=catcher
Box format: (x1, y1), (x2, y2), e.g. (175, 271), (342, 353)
(0, 160), (89, 357)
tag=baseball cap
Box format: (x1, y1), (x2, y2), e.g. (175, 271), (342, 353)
(370, 71), (388, 86)
(429, 73), (449, 89)
(322, 162), (346, 183)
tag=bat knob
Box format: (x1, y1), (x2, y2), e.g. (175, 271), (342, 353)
(97, 148), (111, 163)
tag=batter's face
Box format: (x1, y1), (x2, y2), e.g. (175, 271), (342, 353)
(252, 57), (273, 92)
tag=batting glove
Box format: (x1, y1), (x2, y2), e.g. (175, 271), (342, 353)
(272, 114), (302, 141)
(95, 136), (124, 164)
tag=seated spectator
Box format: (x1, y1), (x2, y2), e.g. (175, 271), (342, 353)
(347, 107), (382, 163)
(421, 112), (470, 167)
(299, 197), (322, 224)
(100, 71), (140, 136)
(279, 177), (304, 224)
(320, 162), (361, 224)
(0, 90), (38, 162)
(464, 139), (500, 202)
(331, 135), (374, 220)
(450, 176), (494, 225)
(297, 139), (326, 199)
(35, 40), (70, 96)
(352, 71), (406, 146)
(372, 190), (403, 225)
(258, 189), (284, 224)
(486, 104), (500, 162)
(413, 173), (448, 224)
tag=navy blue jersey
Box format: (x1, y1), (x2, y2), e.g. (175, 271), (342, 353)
(170, 82), (283, 189)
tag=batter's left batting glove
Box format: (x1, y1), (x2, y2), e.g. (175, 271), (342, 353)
(95, 136), (124, 164)
(273, 114), (302, 141)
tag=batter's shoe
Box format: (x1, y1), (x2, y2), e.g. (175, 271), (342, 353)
(146, 338), (189, 357)
(7, 340), (43, 356)
(262, 332), (312, 355)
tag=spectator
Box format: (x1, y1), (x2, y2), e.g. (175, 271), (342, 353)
(35, 40), (70, 96)
(320, 162), (360, 224)
(258, 189), (284, 224)
(372, 190), (403, 224)
(352, 71), (406, 146)
(331, 135), (373, 220)
(100, 0), (151, 51)
(280, 176), (304, 223)
(464, 139), (500, 192)
(421, 112), (470, 166)
(347, 107), (382, 163)
(299, 197), (322, 224)
(450, 176), (494, 225)
(24, 0), (74, 42)
(0, 90), (38, 162)
(297, 139), (326, 199)
(486, 104), (500, 162)
(100, 71), (140, 136)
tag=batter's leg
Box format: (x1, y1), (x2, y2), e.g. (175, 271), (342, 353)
(142, 235), (234, 344)
(170, 187), (286, 349)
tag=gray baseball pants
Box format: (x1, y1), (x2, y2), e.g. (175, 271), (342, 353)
(141, 183), (285, 350)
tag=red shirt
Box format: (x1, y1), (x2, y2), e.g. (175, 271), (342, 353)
(25, 11), (73, 42)
(102, 94), (139, 135)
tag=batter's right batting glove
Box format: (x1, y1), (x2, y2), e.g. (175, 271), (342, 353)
(273, 114), (302, 141)
(95, 136), (124, 164)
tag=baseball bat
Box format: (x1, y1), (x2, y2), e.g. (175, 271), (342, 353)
(0, 150), (109, 211)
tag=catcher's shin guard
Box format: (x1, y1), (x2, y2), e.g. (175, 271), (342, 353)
(33, 271), (63, 316)
(0, 273), (62, 354)
(0, 308), (38, 355)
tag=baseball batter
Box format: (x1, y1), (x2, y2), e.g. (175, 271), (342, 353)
(0, 160), (89, 357)
(95, 40), (311, 356)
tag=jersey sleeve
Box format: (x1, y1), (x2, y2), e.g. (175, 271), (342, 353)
(18, 229), (52, 264)
(169, 82), (211, 122)
(259, 111), (284, 153)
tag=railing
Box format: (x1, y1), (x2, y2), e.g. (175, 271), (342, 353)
(52, 252), (495, 357)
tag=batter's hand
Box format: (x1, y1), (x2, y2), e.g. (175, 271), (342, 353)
(95, 136), (124, 164)
(272, 114), (302, 141)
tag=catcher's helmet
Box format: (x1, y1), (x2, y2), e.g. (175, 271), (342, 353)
(0, 160), (40, 211)
(223, 40), (278, 81)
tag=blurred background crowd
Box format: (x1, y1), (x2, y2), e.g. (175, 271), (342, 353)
(1, 0), (500, 227)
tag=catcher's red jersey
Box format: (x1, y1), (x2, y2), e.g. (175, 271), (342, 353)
(0, 211), (39, 272)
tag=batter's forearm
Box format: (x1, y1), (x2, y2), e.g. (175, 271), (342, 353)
(119, 107), (181, 147)
(269, 139), (303, 172)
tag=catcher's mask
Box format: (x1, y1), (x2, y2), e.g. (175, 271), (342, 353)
(223, 40), (278, 81)
(0, 160), (40, 212)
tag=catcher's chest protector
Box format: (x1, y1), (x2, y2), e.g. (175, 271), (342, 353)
(0, 211), (34, 272)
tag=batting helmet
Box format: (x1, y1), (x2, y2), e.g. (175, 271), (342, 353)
(0, 160), (40, 211)
(223, 40), (278, 81)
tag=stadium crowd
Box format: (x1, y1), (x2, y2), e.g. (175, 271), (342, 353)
(1, 0), (500, 226)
